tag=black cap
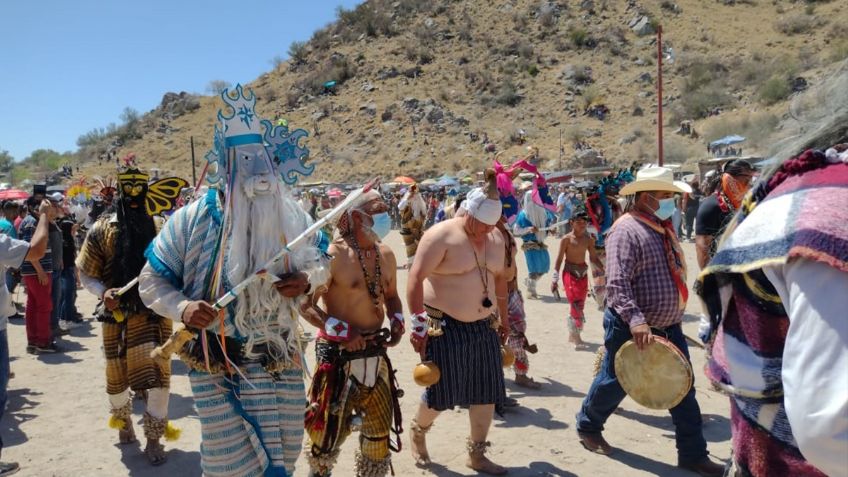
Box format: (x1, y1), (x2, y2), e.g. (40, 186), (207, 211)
(724, 159), (755, 176)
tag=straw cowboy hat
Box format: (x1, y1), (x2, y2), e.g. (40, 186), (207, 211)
(619, 166), (692, 195)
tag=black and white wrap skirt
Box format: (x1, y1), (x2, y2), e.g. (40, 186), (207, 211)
(423, 306), (506, 411)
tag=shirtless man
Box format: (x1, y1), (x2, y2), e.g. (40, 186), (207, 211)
(407, 173), (510, 475)
(496, 216), (541, 390)
(552, 212), (603, 349)
(300, 190), (405, 477)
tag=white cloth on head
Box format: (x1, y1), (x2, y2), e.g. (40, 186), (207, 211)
(461, 188), (502, 225)
(349, 189), (381, 211)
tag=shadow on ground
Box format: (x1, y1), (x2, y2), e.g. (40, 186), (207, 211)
(0, 387), (41, 447)
(527, 460), (579, 476)
(118, 444), (201, 477)
(615, 408), (731, 443)
(495, 405), (568, 431)
(36, 339), (86, 364)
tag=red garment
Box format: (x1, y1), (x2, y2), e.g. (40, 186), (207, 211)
(563, 270), (588, 329)
(23, 275), (53, 347)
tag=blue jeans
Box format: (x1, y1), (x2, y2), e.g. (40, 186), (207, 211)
(59, 267), (77, 321)
(0, 329), (9, 455)
(50, 270), (62, 330)
(576, 309), (708, 464)
(4, 270), (17, 294)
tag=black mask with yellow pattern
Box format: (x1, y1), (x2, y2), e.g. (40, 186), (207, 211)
(117, 168), (149, 209)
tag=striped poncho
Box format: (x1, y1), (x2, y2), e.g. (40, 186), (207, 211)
(698, 161), (848, 477)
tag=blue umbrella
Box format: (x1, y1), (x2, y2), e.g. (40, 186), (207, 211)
(436, 177), (459, 187)
(709, 135), (746, 148)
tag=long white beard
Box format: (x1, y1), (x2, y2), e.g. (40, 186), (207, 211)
(524, 193), (549, 242)
(223, 177), (307, 361)
(402, 193), (427, 220)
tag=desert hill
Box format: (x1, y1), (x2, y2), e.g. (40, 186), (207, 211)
(75, 0), (848, 183)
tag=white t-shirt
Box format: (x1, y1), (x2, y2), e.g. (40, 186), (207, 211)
(0, 234), (30, 330)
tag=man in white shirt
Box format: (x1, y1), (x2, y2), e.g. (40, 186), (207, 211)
(0, 199), (52, 477)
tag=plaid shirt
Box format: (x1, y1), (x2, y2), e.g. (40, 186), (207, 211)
(605, 214), (683, 329)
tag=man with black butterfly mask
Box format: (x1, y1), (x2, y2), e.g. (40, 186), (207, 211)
(298, 189), (405, 477)
(77, 155), (184, 466)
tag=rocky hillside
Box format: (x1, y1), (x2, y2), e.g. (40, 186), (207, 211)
(78, 0), (848, 183)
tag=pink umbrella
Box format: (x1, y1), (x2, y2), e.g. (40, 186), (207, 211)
(327, 188), (343, 198)
(0, 189), (29, 200)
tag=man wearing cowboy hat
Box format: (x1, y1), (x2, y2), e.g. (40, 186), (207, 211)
(575, 167), (724, 477)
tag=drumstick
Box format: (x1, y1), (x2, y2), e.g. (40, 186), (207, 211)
(684, 333), (705, 350)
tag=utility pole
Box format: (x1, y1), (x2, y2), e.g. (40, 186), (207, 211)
(190, 136), (197, 186)
(559, 128), (563, 170)
(657, 25), (664, 167)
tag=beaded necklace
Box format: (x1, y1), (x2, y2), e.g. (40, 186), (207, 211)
(348, 233), (384, 313)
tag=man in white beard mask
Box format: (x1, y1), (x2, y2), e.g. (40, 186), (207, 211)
(513, 190), (556, 298)
(139, 85), (329, 477)
(398, 184), (427, 267)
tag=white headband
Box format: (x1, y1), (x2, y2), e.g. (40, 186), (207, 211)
(461, 188), (502, 225)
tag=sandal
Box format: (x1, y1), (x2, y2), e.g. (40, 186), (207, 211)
(514, 375), (542, 390)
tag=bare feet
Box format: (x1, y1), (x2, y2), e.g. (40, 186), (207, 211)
(466, 440), (507, 475)
(514, 374), (542, 390)
(145, 439), (167, 466)
(410, 419), (432, 467)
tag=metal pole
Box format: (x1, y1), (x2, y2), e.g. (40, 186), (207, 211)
(657, 25), (664, 167)
(559, 128), (563, 170)
(190, 136), (197, 185)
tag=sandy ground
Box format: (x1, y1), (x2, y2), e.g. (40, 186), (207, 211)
(1, 230), (730, 477)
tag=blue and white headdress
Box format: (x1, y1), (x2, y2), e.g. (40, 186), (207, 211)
(205, 84), (314, 186)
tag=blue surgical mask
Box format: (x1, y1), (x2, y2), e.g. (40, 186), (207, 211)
(652, 196), (676, 221)
(371, 212), (391, 239)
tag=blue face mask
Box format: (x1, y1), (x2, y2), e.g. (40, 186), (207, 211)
(370, 212), (391, 239)
(651, 196), (676, 221)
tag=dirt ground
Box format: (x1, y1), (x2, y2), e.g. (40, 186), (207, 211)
(0, 230), (730, 476)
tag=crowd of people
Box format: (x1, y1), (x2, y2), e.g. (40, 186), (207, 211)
(0, 82), (844, 477)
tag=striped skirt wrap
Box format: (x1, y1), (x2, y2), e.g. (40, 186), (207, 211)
(190, 365), (306, 477)
(423, 307), (505, 411)
(103, 313), (172, 394)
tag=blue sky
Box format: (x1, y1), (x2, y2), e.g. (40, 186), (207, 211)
(0, 0), (362, 161)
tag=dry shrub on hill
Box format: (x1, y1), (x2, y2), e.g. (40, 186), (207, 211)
(334, 3), (396, 40)
(774, 13), (817, 36)
(704, 112), (779, 152)
(299, 54), (357, 96)
(288, 41), (308, 65)
(488, 80), (522, 107)
(672, 54), (734, 121)
(758, 76), (792, 105)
